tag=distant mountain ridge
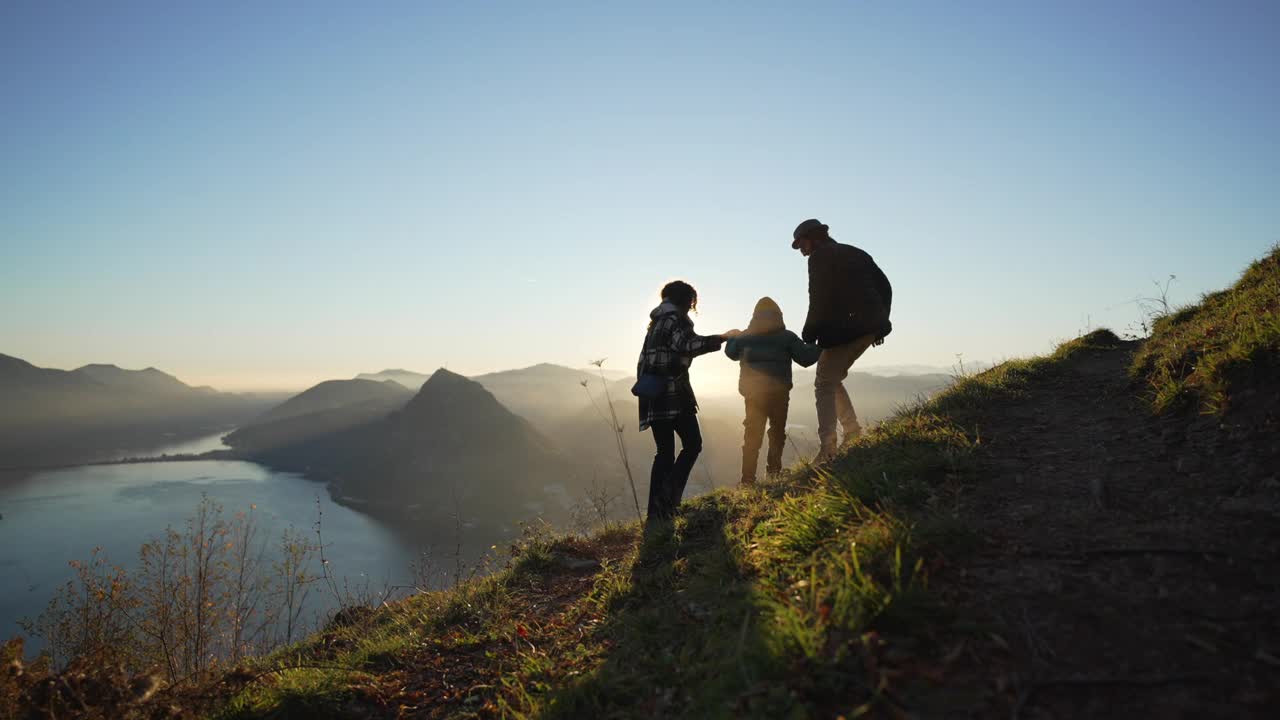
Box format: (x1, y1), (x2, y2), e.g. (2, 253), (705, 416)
(251, 379), (411, 426)
(0, 353), (276, 467)
(0, 355), (226, 396)
(72, 363), (189, 392)
(470, 363), (604, 425)
(0, 353), (97, 389)
(357, 364), (617, 427)
(354, 369), (432, 391)
(223, 379), (414, 453)
(359, 363), (606, 396)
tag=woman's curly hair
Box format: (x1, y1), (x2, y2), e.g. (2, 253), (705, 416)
(660, 280), (698, 313)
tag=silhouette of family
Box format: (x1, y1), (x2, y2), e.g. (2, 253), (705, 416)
(634, 218), (892, 521)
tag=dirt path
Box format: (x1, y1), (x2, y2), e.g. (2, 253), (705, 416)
(944, 341), (1280, 717)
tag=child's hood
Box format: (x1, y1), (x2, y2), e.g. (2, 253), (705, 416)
(746, 296), (785, 334)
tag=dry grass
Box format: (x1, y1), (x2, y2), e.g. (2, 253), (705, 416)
(1131, 245), (1280, 414)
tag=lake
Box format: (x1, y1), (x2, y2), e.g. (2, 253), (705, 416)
(113, 428), (239, 458)
(0, 432), (469, 651)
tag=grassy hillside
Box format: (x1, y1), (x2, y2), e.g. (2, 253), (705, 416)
(1131, 245), (1279, 414)
(210, 409), (976, 718)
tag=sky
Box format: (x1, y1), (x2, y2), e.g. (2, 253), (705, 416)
(2, 0), (1278, 391)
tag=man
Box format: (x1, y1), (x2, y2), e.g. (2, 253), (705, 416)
(792, 218), (892, 461)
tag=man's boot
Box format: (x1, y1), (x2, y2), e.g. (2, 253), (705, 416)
(765, 440), (785, 478)
(813, 445), (836, 466)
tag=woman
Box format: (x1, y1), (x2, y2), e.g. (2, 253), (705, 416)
(636, 280), (737, 521)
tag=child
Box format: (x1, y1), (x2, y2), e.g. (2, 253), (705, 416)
(724, 297), (821, 485)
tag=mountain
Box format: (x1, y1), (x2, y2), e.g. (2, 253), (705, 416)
(72, 364), (194, 394)
(223, 379), (413, 453)
(355, 364), (633, 428)
(0, 354), (276, 468)
(354, 369), (432, 391)
(0, 353), (101, 390)
(470, 363), (603, 426)
(251, 379), (412, 426)
(0, 353), (104, 422)
(0, 357), (243, 416)
(238, 369), (578, 528)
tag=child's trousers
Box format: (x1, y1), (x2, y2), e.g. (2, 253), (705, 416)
(741, 389), (789, 484)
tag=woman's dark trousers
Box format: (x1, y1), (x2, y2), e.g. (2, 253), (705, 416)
(647, 413), (702, 520)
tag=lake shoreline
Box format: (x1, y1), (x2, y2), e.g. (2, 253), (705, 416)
(0, 454), (428, 652)
(0, 449), (492, 540)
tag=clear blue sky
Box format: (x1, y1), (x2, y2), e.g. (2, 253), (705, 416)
(3, 1), (1277, 391)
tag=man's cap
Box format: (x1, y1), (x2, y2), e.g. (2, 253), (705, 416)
(791, 218), (828, 248)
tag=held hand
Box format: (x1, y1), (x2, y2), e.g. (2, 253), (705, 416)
(720, 329), (743, 339)
(872, 336), (885, 347)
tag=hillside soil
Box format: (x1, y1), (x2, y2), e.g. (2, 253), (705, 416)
(937, 339), (1280, 717)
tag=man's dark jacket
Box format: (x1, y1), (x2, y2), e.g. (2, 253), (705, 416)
(802, 242), (893, 349)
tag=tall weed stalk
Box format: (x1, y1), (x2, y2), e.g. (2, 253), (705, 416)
(582, 359), (643, 522)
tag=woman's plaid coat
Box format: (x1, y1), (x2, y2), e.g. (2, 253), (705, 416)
(636, 302), (723, 430)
